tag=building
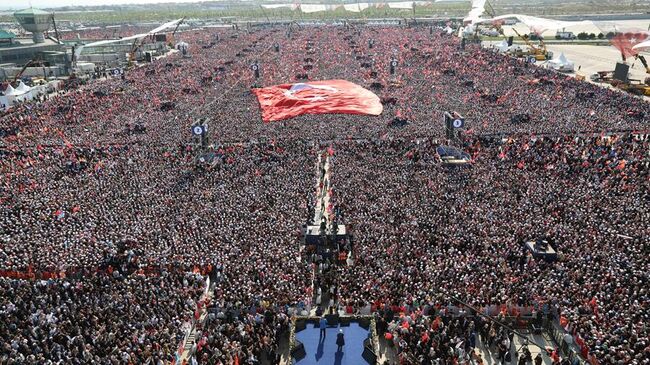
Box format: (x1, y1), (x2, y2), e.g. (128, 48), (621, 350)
(13, 7), (53, 44)
(0, 38), (64, 65)
(0, 8), (67, 80)
(0, 30), (16, 46)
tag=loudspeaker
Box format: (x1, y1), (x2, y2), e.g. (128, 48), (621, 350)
(358, 318), (371, 329)
(362, 340), (377, 364)
(340, 317), (351, 327)
(295, 319), (307, 332)
(291, 340), (306, 361)
(507, 36), (514, 46)
(613, 62), (629, 82)
(326, 314), (339, 326)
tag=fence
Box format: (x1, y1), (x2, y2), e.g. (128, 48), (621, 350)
(544, 318), (585, 364)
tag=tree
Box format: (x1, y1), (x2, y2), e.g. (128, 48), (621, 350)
(606, 32), (616, 40)
(597, 33), (604, 39)
(577, 32), (589, 40)
(588, 33), (596, 39)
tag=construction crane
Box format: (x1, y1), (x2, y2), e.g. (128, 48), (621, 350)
(50, 14), (62, 43)
(171, 17), (185, 36)
(484, 0), (496, 18)
(620, 55), (650, 96)
(13, 58), (44, 84)
(635, 54), (650, 74)
(168, 17), (185, 45)
(127, 36), (148, 67)
(511, 28), (552, 61)
(128, 18), (185, 67)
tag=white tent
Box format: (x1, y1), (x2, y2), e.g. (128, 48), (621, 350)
(388, 1), (414, 10)
(343, 3), (370, 12)
(462, 24), (476, 37)
(494, 39), (509, 53)
(15, 81), (31, 95)
(300, 4), (329, 13)
(261, 3), (292, 9)
(546, 52), (575, 72)
(4, 84), (17, 96)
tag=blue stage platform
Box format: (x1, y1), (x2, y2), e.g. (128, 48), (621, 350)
(295, 322), (370, 365)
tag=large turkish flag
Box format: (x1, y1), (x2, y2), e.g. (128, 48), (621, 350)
(252, 80), (383, 122)
(611, 31), (649, 58)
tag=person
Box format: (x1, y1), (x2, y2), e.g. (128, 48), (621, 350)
(319, 316), (327, 338)
(535, 353), (543, 365)
(336, 329), (345, 352)
(519, 347), (532, 365)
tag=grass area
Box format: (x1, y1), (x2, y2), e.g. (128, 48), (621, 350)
(0, 3), (469, 24)
(0, 2), (645, 25)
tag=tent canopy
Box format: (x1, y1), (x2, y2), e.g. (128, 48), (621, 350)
(4, 84), (16, 96)
(16, 81), (31, 94)
(75, 18), (184, 58)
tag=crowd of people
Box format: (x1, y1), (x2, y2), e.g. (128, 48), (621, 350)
(0, 250), (206, 364)
(1, 23), (648, 364)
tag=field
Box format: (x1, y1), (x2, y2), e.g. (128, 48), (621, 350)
(1, 1), (649, 25)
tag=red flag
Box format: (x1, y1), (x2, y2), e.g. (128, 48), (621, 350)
(252, 80), (383, 122)
(611, 31), (649, 58)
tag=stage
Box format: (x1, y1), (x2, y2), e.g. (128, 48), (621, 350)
(295, 322), (370, 365)
(525, 240), (558, 261)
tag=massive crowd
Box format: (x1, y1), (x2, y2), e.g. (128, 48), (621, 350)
(331, 134), (648, 364)
(1, 23), (648, 364)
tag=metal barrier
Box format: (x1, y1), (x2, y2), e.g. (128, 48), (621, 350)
(544, 318), (584, 364)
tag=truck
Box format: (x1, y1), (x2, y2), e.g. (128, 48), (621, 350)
(555, 31), (576, 40)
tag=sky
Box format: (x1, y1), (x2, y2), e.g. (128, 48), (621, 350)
(3, 0), (208, 10)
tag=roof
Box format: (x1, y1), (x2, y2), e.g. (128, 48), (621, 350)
(14, 7), (51, 16)
(0, 30), (16, 39)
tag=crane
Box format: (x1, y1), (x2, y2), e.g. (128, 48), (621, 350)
(127, 36), (147, 67)
(13, 58), (44, 84)
(171, 17), (185, 36)
(511, 28), (551, 61)
(168, 17), (185, 44)
(128, 18), (185, 66)
(635, 54), (650, 74)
